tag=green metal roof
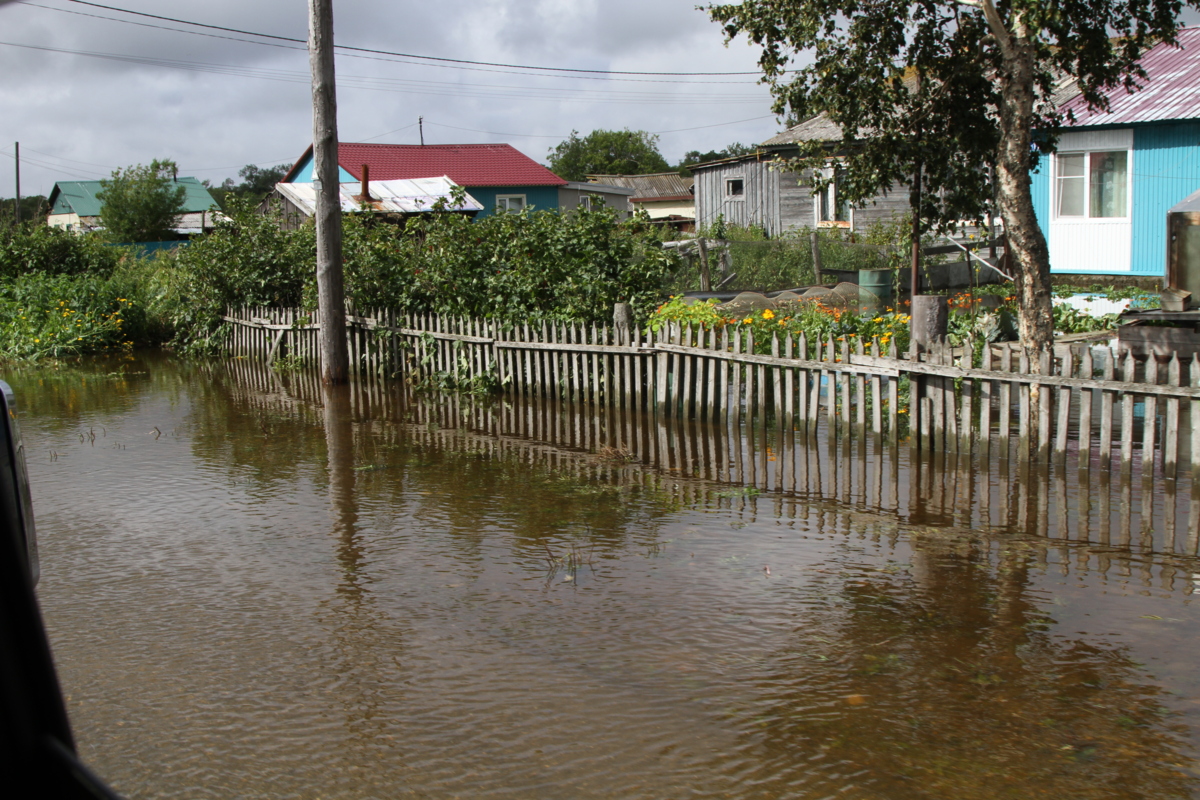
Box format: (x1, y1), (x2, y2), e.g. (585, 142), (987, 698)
(48, 177), (219, 217)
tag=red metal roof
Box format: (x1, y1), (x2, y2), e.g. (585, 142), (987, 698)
(322, 142), (566, 187)
(1062, 27), (1200, 126)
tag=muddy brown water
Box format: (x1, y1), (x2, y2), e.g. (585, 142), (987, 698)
(10, 351), (1200, 799)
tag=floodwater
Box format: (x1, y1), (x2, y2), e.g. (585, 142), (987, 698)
(11, 351), (1200, 799)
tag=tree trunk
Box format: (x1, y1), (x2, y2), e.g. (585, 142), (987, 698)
(308, 0), (349, 385)
(993, 37), (1054, 355)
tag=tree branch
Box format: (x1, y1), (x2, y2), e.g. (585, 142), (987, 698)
(956, 0), (1012, 57)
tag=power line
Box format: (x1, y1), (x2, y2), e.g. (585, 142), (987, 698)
(26, 2), (761, 86)
(422, 114), (778, 141)
(62, 0), (767, 77)
(0, 41), (765, 105)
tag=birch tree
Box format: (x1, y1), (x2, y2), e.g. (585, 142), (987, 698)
(709, 0), (1192, 351)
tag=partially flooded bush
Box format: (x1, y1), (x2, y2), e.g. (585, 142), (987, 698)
(0, 272), (145, 360)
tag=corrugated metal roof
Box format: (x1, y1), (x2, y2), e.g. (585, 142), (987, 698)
(1170, 186), (1200, 213)
(759, 115), (844, 147)
(274, 177), (483, 215)
(48, 177), (218, 218)
(584, 172), (692, 200)
(287, 143), (567, 187)
(1061, 26), (1200, 126)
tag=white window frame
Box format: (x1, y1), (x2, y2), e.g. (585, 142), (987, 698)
(496, 194), (527, 214)
(814, 166), (851, 229)
(725, 177), (745, 199)
(578, 194), (603, 211)
(1052, 148), (1132, 223)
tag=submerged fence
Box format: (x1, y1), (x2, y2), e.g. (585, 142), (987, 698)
(223, 305), (1200, 547)
(215, 351), (1200, 560)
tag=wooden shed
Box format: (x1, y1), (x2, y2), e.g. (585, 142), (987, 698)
(693, 115), (909, 237)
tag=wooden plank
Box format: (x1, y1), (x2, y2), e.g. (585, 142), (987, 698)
(1018, 349), (1031, 464)
(1142, 355), (1159, 484)
(1120, 350), (1136, 479)
(887, 338), (899, 444)
(1165, 354), (1181, 481)
(945, 341), (959, 453)
(1037, 349), (1052, 464)
(1055, 349), (1073, 469)
(854, 338), (866, 437)
(681, 324), (694, 419)
(730, 329), (743, 426)
(826, 335), (837, 436)
(959, 338), (973, 457)
(797, 332), (809, 435)
(849, 353), (1200, 399)
(656, 329), (670, 417)
(1100, 347), (1115, 472)
(1078, 347), (1094, 473)
(933, 342), (947, 453)
(1191, 353), (1200, 553)
(870, 337), (883, 438)
(978, 344), (993, 462)
(840, 337), (852, 437)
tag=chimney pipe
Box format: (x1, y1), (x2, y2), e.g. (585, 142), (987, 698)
(357, 163), (370, 202)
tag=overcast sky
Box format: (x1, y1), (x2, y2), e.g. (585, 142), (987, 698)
(0, 0), (783, 197)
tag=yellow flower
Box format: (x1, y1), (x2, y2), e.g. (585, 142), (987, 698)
(762, 309), (775, 320)
(743, 317), (753, 324)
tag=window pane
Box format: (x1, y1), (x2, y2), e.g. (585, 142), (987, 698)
(1089, 150), (1127, 218)
(1058, 153), (1085, 178)
(727, 179), (744, 197)
(1056, 154), (1085, 217)
(497, 196), (525, 213)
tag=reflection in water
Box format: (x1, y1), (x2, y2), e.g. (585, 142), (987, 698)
(9, 352), (1200, 799)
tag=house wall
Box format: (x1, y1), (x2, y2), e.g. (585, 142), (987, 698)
(850, 184), (910, 232)
(632, 200), (694, 220)
(778, 170), (813, 234)
(697, 158), (911, 237)
(288, 156), (357, 184)
(1131, 121), (1200, 276)
(558, 186), (633, 215)
(468, 186), (561, 218)
(694, 159), (779, 234)
(1036, 121), (1200, 276)
(46, 212), (79, 231)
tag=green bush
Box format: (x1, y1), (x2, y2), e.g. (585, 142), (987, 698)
(0, 272), (143, 360)
(159, 198), (679, 351)
(0, 223), (121, 279)
(648, 295), (910, 356)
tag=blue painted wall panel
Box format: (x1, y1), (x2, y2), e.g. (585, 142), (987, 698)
(1030, 158), (1049, 231)
(467, 186), (560, 219)
(288, 155), (355, 184)
(1131, 121), (1200, 276)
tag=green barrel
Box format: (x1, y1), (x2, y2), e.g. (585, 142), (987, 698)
(858, 269), (893, 303)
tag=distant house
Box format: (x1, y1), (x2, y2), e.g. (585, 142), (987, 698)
(46, 178), (222, 236)
(558, 181), (636, 216)
(585, 173), (695, 229)
(692, 117), (908, 237)
(261, 176), (483, 230)
(282, 142), (567, 219)
(1031, 26), (1200, 277)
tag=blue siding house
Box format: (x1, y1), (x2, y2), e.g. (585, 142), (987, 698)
(1031, 27), (1200, 277)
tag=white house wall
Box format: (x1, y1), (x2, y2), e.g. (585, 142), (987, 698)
(1048, 128), (1134, 273)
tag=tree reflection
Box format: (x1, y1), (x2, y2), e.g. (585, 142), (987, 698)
(746, 535), (1196, 798)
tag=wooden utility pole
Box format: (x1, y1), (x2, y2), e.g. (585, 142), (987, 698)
(14, 142), (20, 225)
(308, 0), (349, 385)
